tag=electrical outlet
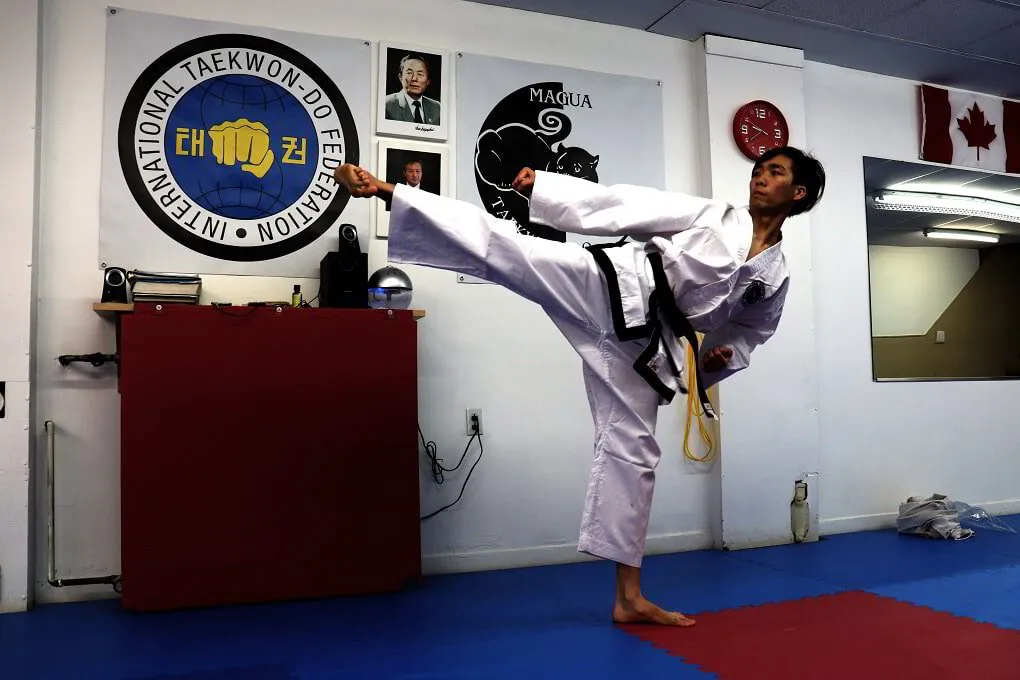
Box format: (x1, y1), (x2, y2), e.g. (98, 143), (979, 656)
(936, 330), (946, 344)
(465, 409), (482, 435)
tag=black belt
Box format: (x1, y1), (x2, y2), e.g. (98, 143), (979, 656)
(644, 251), (717, 419)
(584, 241), (717, 419)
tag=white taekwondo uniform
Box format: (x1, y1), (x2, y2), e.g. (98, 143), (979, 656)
(387, 170), (789, 568)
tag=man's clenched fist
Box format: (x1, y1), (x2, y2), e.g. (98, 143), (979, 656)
(209, 118), (275, 178)
(702, 346), (733, 373)
(511, 167), (536, 196)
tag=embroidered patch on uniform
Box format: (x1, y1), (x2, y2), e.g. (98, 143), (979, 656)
(741, 280), (767, 307)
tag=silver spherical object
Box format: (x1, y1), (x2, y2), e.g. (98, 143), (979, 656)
(367, 265), (413, 310)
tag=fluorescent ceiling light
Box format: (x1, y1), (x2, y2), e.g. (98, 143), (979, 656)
(871, 190), (1020, 224)
(923, 228), (999, 243)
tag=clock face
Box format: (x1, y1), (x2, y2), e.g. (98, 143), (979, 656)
(733, 100), (789, 160)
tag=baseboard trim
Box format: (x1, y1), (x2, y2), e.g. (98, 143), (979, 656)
(422, 500), (1020, 575)
(820, 512), (897, 535)
(422, 530), (713, 575)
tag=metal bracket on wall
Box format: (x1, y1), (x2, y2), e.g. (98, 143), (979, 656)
(56, 353), (118, 367)
(44, 420), (122, 592)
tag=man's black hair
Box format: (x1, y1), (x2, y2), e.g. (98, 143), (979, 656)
(754, 146), (825, 216)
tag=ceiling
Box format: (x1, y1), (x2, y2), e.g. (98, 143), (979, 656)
(863, 156), (1020, 248)
(463, 0), (1020, 99)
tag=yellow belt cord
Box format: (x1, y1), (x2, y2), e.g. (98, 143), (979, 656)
(683, 337), (717, 463)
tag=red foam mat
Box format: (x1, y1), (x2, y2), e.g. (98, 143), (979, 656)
(621, 591), (1020, 679)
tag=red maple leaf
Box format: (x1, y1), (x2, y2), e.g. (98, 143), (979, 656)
(957, 102), (997, 161)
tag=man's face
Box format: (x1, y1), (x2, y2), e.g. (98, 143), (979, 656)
(399, 59), (430, 98)
(748, 154), (805, 215)
(403, 162), (422, 186)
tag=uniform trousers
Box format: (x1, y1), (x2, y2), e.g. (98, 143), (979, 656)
(388, 186), (664, 567)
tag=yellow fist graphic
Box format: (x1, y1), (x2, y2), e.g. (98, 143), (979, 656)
(209, 118), (275, 178)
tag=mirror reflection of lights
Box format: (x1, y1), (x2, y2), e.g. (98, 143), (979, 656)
(871, 190), (1020, 224)
(923, 228), (1000, 243)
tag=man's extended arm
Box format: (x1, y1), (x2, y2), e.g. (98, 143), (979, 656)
(514, 168), (734, 240)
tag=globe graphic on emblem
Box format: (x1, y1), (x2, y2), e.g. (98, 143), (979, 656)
(367, 266), (413, 310)
(165, 74), (319, 227)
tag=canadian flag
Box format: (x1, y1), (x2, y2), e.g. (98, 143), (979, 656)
(919, 84), (1020, 173)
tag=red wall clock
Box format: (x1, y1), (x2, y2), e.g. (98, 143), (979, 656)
(733, 100), (789, 160)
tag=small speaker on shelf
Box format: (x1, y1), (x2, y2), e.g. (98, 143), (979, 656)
(101, 266), (129, 303)
(319, 224), (368, 308)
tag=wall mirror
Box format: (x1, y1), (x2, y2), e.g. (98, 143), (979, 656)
(864, 156), (1020, 381)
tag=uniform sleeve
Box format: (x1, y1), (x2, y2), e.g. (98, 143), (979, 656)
(528, 170), (734, 239)
(697, 279), (789, 388)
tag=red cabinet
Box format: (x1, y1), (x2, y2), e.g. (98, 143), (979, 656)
(116, 303), (422, 611)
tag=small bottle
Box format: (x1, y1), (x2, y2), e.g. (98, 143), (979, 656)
(291, 284), (303, 307)
(791, 479), (809, 543)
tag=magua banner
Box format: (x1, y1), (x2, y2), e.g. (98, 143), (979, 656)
(98, 8), (370, 277)
(455, 53), (665, 248)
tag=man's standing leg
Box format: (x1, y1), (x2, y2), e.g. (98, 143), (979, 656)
(552, 317), (697, 627)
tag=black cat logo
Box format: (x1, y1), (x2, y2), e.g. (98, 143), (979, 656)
(474, 82), (600, 242)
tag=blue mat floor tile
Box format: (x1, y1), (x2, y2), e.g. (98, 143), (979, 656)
(730, 526), (1020, 589)
(4, 516), (1019, 679)
(870, 564), (1020, 630)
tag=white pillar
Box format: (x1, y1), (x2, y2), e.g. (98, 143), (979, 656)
(693, 35), (822, 550)
(0, 0), (42, 613)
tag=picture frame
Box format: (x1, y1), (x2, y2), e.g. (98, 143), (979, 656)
(373, 139), (449, 238)
(376, 42), (449, 141)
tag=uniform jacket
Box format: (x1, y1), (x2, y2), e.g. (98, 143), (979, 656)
(529, 171), (790, 413)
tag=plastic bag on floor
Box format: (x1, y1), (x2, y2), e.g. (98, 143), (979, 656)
(896, 494), (1016, 540)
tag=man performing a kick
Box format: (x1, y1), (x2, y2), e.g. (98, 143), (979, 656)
(334, 147), (825, 627)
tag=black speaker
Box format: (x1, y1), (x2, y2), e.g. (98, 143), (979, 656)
(319, 224), (367, 308)
(101, 267), (129, 303)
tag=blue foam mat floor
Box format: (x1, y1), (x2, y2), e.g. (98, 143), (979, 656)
(4, 514), (1020, 679)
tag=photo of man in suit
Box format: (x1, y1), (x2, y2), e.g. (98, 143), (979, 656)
(400, 159), (423, 189)
(384, 53), (441, 125)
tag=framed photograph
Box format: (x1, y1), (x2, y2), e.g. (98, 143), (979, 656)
(376, 42), (449, 141)
(374, 139), (449, 238)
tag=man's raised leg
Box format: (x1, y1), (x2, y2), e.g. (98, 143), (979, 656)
(387, 180), (609, 330)
(335, 162), (606, 328)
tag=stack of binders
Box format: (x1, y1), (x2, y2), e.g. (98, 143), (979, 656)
(129, 270), (202, 305)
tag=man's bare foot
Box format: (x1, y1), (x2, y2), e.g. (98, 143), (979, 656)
(332, 163), (396, 202)
(612, 562), (695, 626)
(333, 163), (376, 197)
(612, 596), (696, 627)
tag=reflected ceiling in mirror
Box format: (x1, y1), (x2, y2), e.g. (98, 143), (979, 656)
(864, 157), (1020, 382)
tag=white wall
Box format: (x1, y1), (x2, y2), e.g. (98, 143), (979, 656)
(693, 36), (821, 551)
(0, 0), (41, 613)
(806, 62), (1020, 532)
(868, 245), (979, 337)
(28, 0), (710, 603)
